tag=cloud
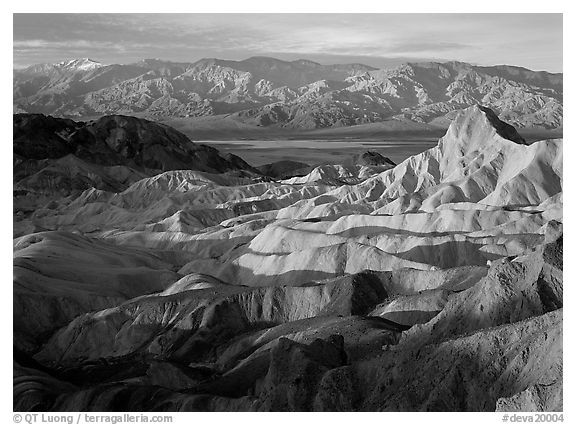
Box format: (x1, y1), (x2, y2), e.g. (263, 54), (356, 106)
(12, 13), (563, 72)
(14, 39), (103, 49)
(386, 41), (472, 54)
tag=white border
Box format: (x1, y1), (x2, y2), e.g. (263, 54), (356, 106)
(3, 2), (572, 422)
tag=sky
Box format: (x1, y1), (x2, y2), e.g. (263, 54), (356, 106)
(13, 13), (563, 72)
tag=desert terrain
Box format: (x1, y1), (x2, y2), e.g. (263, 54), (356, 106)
(12, 48), (564, 412)
(13, 104), (563, 411)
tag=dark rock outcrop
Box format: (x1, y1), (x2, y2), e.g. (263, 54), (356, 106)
(14, 113), (256, 173)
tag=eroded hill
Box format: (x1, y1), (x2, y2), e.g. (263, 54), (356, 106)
(13, 106), (562, 412)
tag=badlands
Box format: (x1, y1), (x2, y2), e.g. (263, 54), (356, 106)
(13, 105), (562, 411)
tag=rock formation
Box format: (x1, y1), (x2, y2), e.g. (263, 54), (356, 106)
(13, 105), (562, 411)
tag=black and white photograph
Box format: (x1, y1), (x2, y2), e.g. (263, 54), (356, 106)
(11, 9), (565, 415)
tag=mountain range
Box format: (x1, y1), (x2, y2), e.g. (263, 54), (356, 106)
(13, 57), (563, 130)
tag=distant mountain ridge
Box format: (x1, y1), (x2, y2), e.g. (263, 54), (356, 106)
(13, 56), (563, 129)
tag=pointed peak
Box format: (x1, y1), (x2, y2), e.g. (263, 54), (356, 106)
(58, 58), (103, 71)
(437, 105), (527, 162)
(448, 105), (526, 145)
